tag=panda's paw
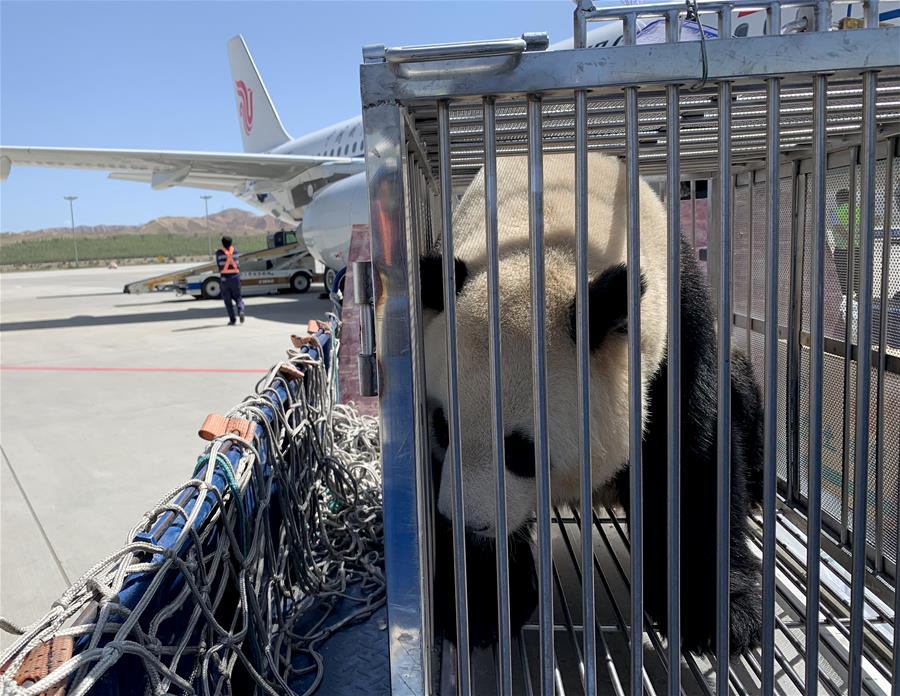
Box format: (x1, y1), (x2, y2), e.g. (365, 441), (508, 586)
(727, 586), (763, 656)
(433, 517), (539, 650)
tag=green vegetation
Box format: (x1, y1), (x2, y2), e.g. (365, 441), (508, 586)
(0, 233), (269, 266)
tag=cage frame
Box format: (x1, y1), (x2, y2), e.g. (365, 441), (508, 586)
(359, 2), (900, 694)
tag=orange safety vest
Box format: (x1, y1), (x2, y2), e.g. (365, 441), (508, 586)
(220, 246), (239, 275)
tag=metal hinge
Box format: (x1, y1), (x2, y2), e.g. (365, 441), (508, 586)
(353, 260), (378, 397)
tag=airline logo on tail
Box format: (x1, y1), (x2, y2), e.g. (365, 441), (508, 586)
(235, 80), (254, 135)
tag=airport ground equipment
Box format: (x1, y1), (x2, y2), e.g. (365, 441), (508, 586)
(2, 3), (900, 695)
(359, 1), (900, 694)
(122, 229), (321, 299)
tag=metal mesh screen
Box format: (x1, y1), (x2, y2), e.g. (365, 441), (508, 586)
(732, 154), (899, 572)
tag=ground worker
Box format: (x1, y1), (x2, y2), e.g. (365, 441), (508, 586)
(829, 188), (862, 298)
(216, 235), (246, 325)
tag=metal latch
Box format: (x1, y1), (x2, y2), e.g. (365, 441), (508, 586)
(353, 260), (378, 397)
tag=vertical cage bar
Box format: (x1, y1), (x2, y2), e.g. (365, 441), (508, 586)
(805, 6), (830, 687)
(408, 158), (420, 246)
(574, 86), (597, 696)
(892, 153), (900, 696)
(762, 1), (783, 688)
(527, 93), (554, 696)
(875, 141), (895, 574)
(896, 564), (900, 695)
(664, 9), (681, 696)
(363, 101), (427, 695)
(715, 76), (733, 694)
(572, 13), (596, 696)
(405, 152), (436, 693)
(482, 96), (513, 696)
(417, 170), (428, 252)
(437, 99), (472, 696)
(881, 138), (900, 696)
(848, 67), (878, 696)
(746, 182), (754, 357)
(787, 162), (804, 508)
(841, 146), (859, 546)
(691, 180), (698, 251)
(622, 15), (644, 696)
(718, 5), (731, 38)
(574, 0), (589, 50)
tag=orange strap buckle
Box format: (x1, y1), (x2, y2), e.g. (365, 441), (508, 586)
(290, 334), (322, 350)
(3, 636), (73, 694)
(306, 319), (330, 334)
(198, 414), (256, 442)
(278, 364), (304, 381)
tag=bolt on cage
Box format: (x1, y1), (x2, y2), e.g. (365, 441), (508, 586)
(359, 2), (900, 694)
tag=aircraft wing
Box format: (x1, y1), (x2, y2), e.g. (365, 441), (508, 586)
(0, 146), (364, 192)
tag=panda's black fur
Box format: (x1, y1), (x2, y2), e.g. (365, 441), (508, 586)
(422, 238), (764, 657)
(429, 407), (539, 649)
(603, 239), (764, 656)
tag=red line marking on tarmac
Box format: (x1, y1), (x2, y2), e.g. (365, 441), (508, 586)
(0, 366), (268, 374)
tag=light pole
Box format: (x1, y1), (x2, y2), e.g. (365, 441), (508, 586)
(64, 196), (78, 266)
(201, 195), (213, 260)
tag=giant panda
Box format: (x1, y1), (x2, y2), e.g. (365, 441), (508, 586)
(421, 152), (764, 657)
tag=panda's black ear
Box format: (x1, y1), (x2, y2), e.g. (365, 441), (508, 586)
(567, 264), (647, 350)
(420, 254), (469, 313)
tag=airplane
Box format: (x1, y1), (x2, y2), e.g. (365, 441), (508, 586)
(552, 0), (900, 49)
(0, 35), (366, 291)
(3, 2), (898, 292)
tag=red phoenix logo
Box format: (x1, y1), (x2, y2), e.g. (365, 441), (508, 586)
(236, 80), (254, 135)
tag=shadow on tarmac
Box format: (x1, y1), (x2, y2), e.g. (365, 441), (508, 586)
(36, 292), (127, 300)
(0, 296), (329, 332)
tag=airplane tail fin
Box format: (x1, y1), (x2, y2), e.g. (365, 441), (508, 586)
(227, 35), (291, 153)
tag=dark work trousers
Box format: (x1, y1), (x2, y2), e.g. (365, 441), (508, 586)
(221, 274), (245, 323)
(832, 247), (861, 298)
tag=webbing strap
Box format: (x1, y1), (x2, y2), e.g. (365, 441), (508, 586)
(221, 246), (239, 275)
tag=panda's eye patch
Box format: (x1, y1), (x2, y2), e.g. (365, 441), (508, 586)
(504, 431), (535, 479)
(431, 408), (449, 450)
(419, 254), (470, 313)
(567, 263), (647, 351)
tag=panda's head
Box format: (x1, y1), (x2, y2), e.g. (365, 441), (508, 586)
(422, 153), (668, 538)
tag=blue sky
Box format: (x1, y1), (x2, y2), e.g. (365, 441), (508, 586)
(1, 1), (577, 232)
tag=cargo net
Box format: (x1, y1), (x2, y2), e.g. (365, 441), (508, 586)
(0, 320), (384, 696)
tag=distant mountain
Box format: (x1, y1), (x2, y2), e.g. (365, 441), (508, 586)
(1, 209), (283, 242)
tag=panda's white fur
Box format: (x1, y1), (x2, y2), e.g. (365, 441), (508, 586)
(424, 151), (765, 655)
(424, 152), (668, 535)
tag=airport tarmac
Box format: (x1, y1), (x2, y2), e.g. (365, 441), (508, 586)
(0, 264), (330, 647)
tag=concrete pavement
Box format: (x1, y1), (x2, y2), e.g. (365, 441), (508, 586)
(0, 264), (330, 647)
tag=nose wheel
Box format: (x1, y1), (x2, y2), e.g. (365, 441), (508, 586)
(324, 267), (337, 295)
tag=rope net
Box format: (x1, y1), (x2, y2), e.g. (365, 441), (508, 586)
(0, 320), (384, 696)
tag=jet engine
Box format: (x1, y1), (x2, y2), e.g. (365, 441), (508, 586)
(301, 172), (369, 280)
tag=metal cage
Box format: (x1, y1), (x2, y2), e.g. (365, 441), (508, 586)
(359, 2), (900, 694)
